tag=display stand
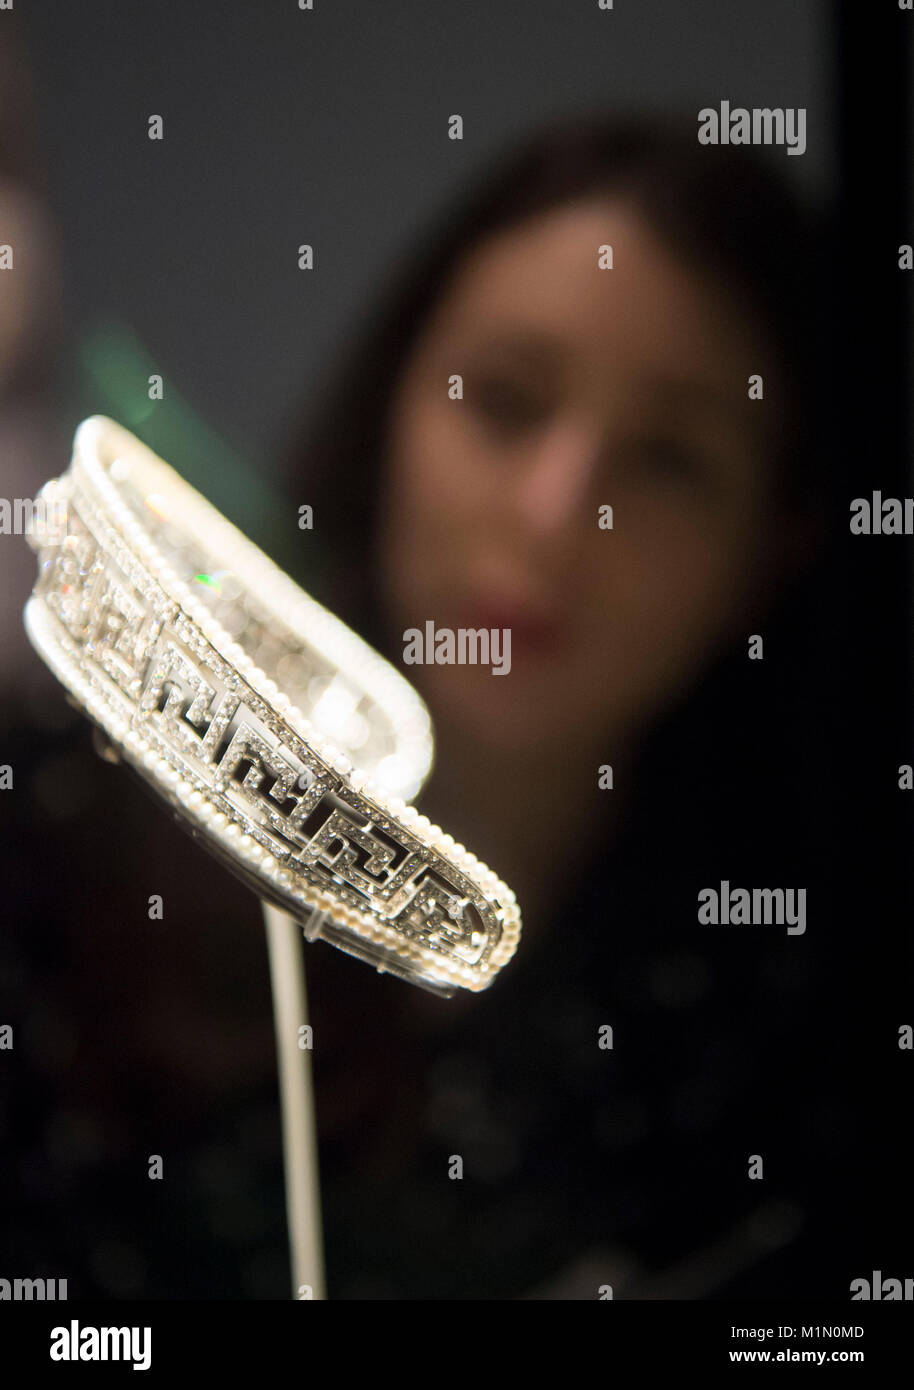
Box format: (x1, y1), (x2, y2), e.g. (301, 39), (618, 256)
(262, 901), (327, 1300)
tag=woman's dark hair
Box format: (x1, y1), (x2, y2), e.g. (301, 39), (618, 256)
(283, 110), (831, 651)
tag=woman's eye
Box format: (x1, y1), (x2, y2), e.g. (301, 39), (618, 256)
(471, 377), (545, 430)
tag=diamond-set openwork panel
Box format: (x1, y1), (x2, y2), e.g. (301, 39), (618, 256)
(28, 470), (509, 989)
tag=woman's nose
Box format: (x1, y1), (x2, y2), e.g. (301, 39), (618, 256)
(509, 419), (604, 537)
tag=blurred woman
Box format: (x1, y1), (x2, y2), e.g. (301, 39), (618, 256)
(283, 114), (856, 1298)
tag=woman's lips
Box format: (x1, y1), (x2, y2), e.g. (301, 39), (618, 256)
(450, 595), (568, 656)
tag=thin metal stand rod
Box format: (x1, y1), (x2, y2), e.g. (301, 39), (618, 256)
(262, 901), (327, 1300)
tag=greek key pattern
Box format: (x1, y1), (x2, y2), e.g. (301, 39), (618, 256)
(33, 498), (501, 974)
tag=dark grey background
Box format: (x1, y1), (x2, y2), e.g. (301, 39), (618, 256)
(19, 0), (831, 472)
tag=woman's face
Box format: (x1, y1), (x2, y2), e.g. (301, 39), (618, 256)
(376, 196), (786, 756)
